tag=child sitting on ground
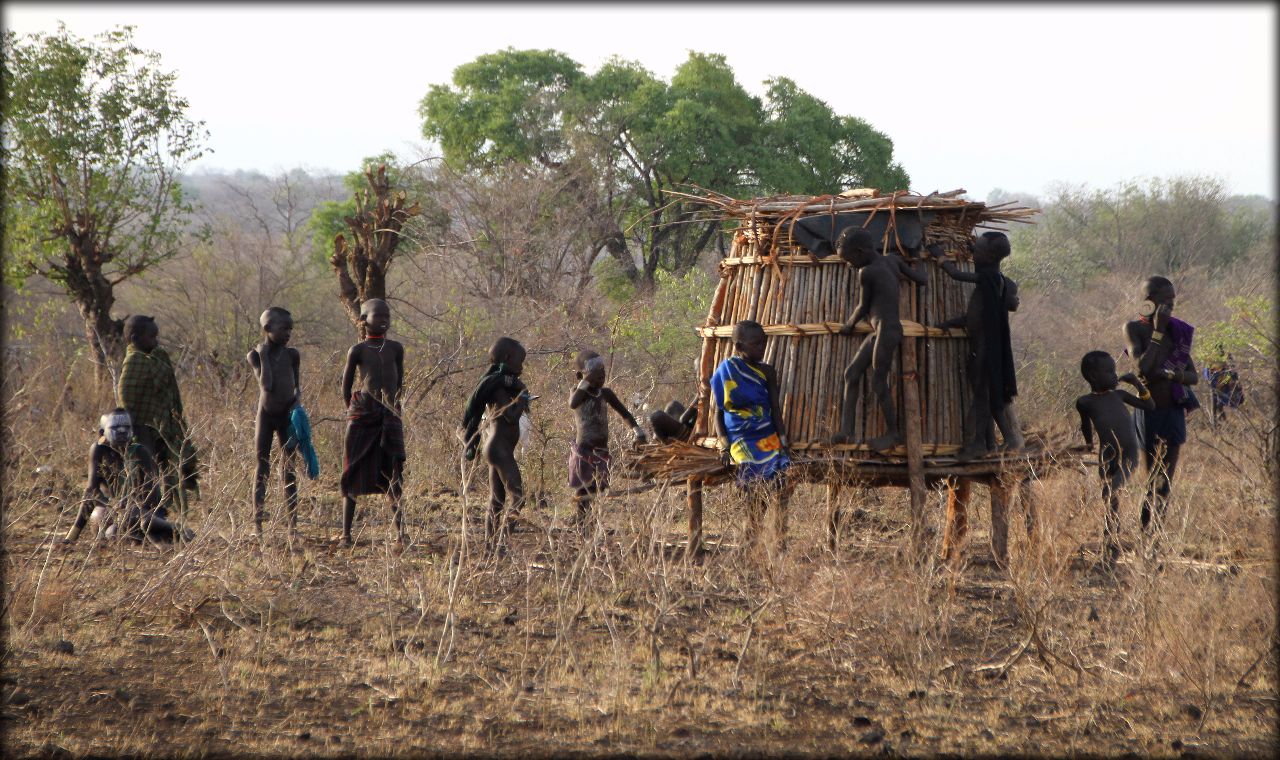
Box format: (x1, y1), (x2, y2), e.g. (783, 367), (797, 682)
(568, 350), (646, 524)
(64, 408), (189, 544)
(1075, 350), (1155, 569)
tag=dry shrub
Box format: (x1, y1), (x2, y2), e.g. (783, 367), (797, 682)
(3, 263), (1275, 757)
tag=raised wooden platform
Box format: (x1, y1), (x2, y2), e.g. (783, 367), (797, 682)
(624, 437), (1091, 565)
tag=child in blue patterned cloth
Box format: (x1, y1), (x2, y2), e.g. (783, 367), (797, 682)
(710, 320), (792, 555)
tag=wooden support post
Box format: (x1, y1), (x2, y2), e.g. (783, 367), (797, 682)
(687, 476), (704, 560)
(989, 475), (1013, 567)
(1018, 477), (1037, 539)
(900, 337), (928, 558)
(825, 481), (843, 553)
(940, 477), (971, 564)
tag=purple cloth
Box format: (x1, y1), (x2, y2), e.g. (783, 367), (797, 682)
(1125, 316), (1196, 405)
(1163, 317), (1195, 405)
(568, 442), (611, 493)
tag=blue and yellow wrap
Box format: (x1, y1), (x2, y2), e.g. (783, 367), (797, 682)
(709, 356), (790, 484)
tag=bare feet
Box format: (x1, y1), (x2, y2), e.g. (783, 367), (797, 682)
(868, 432), (903, 453)
(1000, 431), (1026, 452)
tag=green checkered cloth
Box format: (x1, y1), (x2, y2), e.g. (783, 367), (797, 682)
(118, 345), (184, 437)
(117, 344), (200, 501)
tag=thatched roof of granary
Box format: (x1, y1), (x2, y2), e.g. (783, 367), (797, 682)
(670, 187), (1039, 259)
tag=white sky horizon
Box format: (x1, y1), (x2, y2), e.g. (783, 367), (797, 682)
(5, 3), (1277, 201)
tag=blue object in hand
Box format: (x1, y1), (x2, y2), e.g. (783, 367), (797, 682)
(287, 404), (321, 480)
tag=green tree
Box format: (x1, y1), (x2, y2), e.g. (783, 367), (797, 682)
(758, 77), (909, 195)
(1, 24), (208, 375)
(420, 49), (583, 171)
(420, 48), (910, 288)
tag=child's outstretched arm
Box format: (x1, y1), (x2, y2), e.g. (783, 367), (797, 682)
(924, 243), (979, 283)
(603, 387), (647, 443)
(1075, 397), (1095, 447)
(894, 254), (929, 286)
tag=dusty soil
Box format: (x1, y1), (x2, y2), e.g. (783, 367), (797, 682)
(4, 445), (1276, 758)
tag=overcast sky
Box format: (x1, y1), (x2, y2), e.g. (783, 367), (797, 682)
(5, 3), (1276, 200)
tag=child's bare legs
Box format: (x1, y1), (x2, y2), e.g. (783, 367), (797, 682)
(388, 473), (406, 543)
(486, 452), (523, 549)
(836, 326), (905, 451)
(958, 354), (994, 460)
(835, 338), (874, 444)
(1100, 464), (1124, 568)
(282, 448), (298, 531)
(741, 478), (789, 562)
(766, 479), (791, 559)
(1139, 439), (1179, 559)
(254, 414), (299, 535)
(341, 496), (356, 546)
(572, 489), (591, 529)
(136, 424), (182, 515)
(941, 478), (972, 564)
(866, 324), (904, 452)
(741, 484), (766, 555)
(1140, 441), (1178, 531)
(340, 486), (402, 546)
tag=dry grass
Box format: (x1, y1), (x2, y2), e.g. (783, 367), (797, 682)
(3, 312), (1277, 758)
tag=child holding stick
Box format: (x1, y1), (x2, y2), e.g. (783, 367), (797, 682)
(567, 350), (646, 524)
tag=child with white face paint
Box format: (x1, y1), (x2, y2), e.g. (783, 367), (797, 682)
(567, 350), (646, 525)
(63, 409), (189, 544)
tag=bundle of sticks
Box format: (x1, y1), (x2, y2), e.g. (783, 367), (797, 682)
(629, 440), (733, 486)
(670, 186), (1039, 260)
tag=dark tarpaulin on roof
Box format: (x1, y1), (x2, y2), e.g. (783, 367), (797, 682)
(788, 210), (935, 257)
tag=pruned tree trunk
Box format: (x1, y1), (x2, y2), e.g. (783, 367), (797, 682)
(77, 295), (125, 384)
(329, 164), (421, 336)
(59, 223), (125, 385)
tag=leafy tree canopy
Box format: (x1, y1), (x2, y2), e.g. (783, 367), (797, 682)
(420, 48), (910, 282)
(1, 23), (208, 367)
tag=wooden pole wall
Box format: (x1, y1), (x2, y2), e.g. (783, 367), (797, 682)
(696, 220), (976, 458)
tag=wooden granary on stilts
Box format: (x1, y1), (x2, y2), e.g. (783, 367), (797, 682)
(631, 188), (1089, 562)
